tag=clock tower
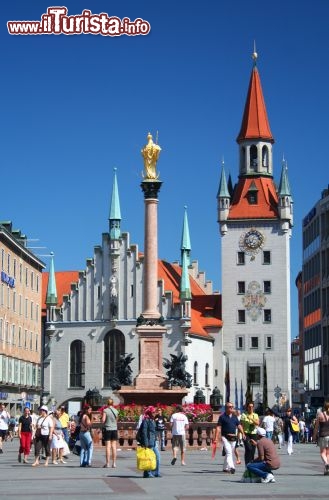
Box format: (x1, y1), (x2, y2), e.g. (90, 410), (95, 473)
(217, 51), (293, 409)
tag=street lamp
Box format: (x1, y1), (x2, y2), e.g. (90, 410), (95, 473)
(274, 385), (281, 406)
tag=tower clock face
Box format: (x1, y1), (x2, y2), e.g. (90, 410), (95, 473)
(239, 229), (265, 254)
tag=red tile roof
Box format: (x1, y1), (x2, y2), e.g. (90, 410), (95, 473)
(237, 66), (274, 144)
(158, 261), (222, 338)
(42, 271), (79, 312)
(229, 177), (278, 220)
(42, 262), (222, 338)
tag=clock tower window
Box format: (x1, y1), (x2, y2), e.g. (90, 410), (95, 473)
(236, 335), (245, 350)
(263, 309), (272, 323)
(250, 145), (258, 171)
(250, 336), (259, 349)
(262, 251), (271, 265)
(262, 145), (269, 169)
(237, 252), (245, 265)
(238, 310), (246, 323)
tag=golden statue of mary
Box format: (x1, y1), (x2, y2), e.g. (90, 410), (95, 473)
(141, 132), (161, 180)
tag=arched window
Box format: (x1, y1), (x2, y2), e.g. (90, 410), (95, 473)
(70, 340), (85, 388)
(104, 329), (125, 387)
(205, 363), (209, 386)
(193, 361), (198, 385)
(241, 146), (246, 171)
(262, 145), (269, 168)
(250, 145), (258, 171)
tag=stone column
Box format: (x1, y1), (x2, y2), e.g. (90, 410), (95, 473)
(134, 133), (167, 390)
(141, 180), (162, 318)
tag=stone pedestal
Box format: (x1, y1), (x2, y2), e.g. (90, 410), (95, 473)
(134, 325), (167, 390)
(117, 325), (188, 406)
(117, 387), (188, 406)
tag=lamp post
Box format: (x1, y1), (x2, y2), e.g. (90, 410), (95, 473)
(274, 385), (281, 406)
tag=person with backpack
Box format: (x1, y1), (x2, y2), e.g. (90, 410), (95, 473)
(283, 408), (298, 455)
(273, 414), (283, 448)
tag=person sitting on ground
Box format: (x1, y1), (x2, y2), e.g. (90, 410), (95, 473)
(246, 427), (281, 483)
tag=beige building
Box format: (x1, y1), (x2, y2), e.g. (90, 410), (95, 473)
(0, 222), (45, 414)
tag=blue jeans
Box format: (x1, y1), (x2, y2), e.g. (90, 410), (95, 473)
(79, 431), (93, 466)
(62, 428), (69, 444)
(143, 443), (160, 477)
(247, 461), (271, 479)
(157, 430), (166, 449)
(266, 431), (273, 439)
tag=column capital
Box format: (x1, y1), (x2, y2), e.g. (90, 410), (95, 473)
(141, 180), (162, 199)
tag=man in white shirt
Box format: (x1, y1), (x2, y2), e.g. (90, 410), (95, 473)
(0, 402), (10, 453)
(170, 405), (189, 466)
(262, 409), (275, 439)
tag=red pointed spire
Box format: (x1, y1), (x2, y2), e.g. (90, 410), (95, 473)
(236, 66), (274, 144)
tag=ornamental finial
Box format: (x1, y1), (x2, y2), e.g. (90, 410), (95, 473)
(141, 132), (161, 180)
(252, 40), (258, 65)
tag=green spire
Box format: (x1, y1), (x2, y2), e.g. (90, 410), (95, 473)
(181, 206), (191, 266)
(46, 252), (57, 306)
(217, 163), (230, 199)
(278, 158), (291, 196)
(180, 247), (192, 301)
(109, 168), (121, 239)
(180, 207), (191, 301)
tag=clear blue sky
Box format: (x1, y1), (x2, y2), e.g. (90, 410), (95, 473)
(1, 1), (329, 338)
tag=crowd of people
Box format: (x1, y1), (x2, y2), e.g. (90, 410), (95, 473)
(0, 398), (329, 482)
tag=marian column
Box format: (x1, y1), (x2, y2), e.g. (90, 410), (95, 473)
(140, 132), (162, 319)
(119, 133), (188, 403)
(134, 132), (167, 389)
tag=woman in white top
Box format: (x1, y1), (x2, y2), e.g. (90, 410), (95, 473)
(50, 410), (66, 464)
(32, 406), (54, 467)
(0, 402), (10, 454)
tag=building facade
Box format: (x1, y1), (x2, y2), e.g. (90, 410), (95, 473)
(42, 164), (222, 408)
(217, 53), (293, 409)
(300, 185), (329, 408)
(0, 222), (44, 414)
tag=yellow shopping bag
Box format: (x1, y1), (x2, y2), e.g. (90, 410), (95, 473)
(136, 446), (156, 471)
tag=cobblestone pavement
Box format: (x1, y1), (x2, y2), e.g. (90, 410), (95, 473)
(0, 439), (328, 499)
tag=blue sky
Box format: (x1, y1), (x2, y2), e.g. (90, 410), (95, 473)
(1, 1), (329, 338)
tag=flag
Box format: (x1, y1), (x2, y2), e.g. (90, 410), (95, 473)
(240, 379), (244, 411)
(224, 357), (230, 403)
(235, 378), (239, 409)
(263, 354), (268, 411)
(245, 361), (253, 405)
